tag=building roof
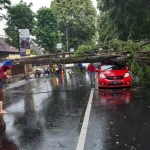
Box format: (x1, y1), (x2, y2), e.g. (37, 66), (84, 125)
(0, 38), (19, 53)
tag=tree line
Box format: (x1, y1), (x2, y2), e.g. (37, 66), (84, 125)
(0, 0), (96, 53)
(1, 0), (150, 54)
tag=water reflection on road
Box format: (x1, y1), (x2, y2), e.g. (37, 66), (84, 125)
(1, 71), (150, 150)
(85, 86), (150, 150)
(2, 73), (91, 150)
(99, 89), (132, 107)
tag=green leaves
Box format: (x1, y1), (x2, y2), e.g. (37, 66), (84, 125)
(98, 0), (150, 42)
(0, 0), (10, 10)
(0, 0), (10, 20)
(51, 0), (97, 50)
(35, 8), (59, 53)
(4, 1), (35, 48)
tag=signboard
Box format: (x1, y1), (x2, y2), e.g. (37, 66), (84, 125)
(19, 29), (29, 37)
(19, 37), (30, 56)
(56, 43), (62, 51)
(70, 48), (74, 52)
(19, 29), (30, 57)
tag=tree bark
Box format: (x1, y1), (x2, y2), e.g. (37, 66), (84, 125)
(24, 64), (30, 80)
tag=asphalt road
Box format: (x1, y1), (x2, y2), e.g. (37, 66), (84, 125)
(1, 71), (150, 150)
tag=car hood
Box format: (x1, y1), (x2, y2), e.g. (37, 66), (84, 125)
(101, 70), (128, 76)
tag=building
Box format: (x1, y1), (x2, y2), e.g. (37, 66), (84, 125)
(0, 37), (19, 58)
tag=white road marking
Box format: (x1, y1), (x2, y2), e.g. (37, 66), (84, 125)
(76, 88), (94, 150)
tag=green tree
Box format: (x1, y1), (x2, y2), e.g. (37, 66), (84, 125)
(97, 0), (150, 41)
(0, 0), (11, 19)
(51, 0), (97, 51)
(4, 0), (35, 48)
(97, 12), (117, 42)
(35, 7), (59, 53)
(0, 0), (10, 10)
(30, 49), (38, 55)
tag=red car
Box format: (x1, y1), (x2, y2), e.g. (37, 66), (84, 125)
(96, 61), (132, 88)
(99, 89), (132, 106)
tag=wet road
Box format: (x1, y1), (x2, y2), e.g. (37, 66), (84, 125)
(85, 87), (150, 150)
(1, 71), (150, 150)
(2, 71), (92, 150)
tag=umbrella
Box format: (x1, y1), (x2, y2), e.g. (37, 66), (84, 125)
(0, 60), (13, 79)
(0, 60), (13, 69)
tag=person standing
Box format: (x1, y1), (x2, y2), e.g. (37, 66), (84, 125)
(77, 63), (83, 72)
(0, 67), (11, 114)
(87, 63), (96, 84)
(76, 63), (84, 85)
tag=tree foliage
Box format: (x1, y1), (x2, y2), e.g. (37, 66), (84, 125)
(0, 0), (10, 10)
(35, 7), (59, 53)
(4, 0), (35, 48)
(97, 0), (150, 42)
(100, 39), (150, 86)
(0, 0), (11, 19)
(51, 0), (97, 50)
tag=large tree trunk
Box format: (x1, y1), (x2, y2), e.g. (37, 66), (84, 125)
(24, 64), (30, 80)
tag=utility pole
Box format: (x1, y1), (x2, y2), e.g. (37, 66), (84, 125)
(66, 28), (69, 52)
(66, 26), (74, 52)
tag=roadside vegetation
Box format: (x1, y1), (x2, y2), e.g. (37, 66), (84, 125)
(1, 0), (150, 85)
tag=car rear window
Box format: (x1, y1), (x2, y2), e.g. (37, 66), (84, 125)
(101, 63), (126, 71)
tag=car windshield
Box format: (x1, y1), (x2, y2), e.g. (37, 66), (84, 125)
(101, 63), (126, 71)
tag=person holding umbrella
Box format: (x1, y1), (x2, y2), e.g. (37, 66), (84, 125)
(0, 60), (12, 114)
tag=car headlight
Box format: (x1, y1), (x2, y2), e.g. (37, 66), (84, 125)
(100, 74), (106, 78)
(124, 72), (129, 78)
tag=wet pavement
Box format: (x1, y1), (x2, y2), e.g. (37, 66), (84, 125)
(1, 71), (92, 150)
(85, 87), (150, 150)
(1, 71), (150, 150)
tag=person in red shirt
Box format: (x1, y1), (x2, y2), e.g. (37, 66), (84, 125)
(0, 67), (11, 114)
(87, 63), (96, 84)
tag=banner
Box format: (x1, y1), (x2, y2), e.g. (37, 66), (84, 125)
(19, 29), (30, 57)
(19, 29), (29, 37)
(70, 48), (74, 52)
(19, 37), (30, 56)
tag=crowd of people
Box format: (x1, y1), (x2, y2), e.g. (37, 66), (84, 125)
(43, 64), (64, 76)
(34, 63), (97, 82)
(33, 64), (64, 78)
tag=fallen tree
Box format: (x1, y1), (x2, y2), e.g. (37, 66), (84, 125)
(12, 52), (131, 65)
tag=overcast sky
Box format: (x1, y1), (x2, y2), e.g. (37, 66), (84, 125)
(0, 0), (97, 36)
